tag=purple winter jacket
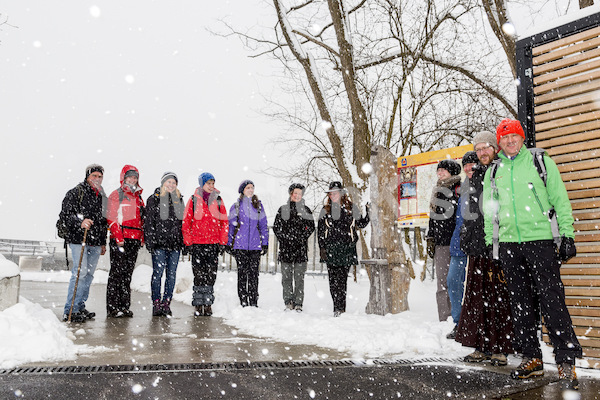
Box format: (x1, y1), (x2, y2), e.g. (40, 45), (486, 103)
(227, 196), (269, 250)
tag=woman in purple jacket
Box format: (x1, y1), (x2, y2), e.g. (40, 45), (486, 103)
(227, 180), (269, 307)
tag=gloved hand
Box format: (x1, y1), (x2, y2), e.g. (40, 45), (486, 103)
(261, 245), (268, 256)
(181, 246), (189, 256)
(559, 237), (577, 262)
(218, 244), (226, 256)
(319, 247), (327, 263)
(426, 238), (435, 259)
(224, 245), (232, 255)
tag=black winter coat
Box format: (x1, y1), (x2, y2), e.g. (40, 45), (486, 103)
(317, 203), (369, 267)
(460, 162), (492, 257)
(273, 200), (315, 263)
(59, 181), (108, 247)
(144, 188), (185, 252)
(427, 176), (461, 246)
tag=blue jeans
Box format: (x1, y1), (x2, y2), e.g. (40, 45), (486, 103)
(151, 249), (180, 302)
(63, 244), (102, 315)
(447, 255), (467, 324)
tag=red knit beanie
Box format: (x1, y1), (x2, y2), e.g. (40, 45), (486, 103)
(496, 119), (525, 144)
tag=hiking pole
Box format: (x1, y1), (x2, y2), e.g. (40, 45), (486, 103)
(67, 227), (89, 323)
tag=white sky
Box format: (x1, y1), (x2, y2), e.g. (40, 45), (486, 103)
(0, 1), (288, 241)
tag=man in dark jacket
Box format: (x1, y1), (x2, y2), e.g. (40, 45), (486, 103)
(273, 183), (315, 311)
(60, 164), (108, 322)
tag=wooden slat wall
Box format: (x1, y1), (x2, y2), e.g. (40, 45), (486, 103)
(533, 27), (600, 369)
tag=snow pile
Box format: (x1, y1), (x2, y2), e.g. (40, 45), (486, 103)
(0, 298), (80, 369)
(0, 254), (20, 279)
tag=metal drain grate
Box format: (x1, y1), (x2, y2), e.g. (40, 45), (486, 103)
(0, 357), (461, 376)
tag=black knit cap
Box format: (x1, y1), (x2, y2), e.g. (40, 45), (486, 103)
(85, 164), (104, 179)
(326, 181), (344, 192)
(461, 151), (479, 166)
(437, 159), (461, 176)
(288, 183), (305, 194)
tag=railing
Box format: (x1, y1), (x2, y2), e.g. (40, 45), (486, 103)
(0, 240), (56, 258)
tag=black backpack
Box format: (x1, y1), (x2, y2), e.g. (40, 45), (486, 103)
(56, 185), (84, 239)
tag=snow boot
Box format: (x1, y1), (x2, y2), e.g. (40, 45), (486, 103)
(558, 362), (579, 391)
(204, 305), (213, 316)
(80, 308), (96, 319)
(152, 300), (163, 317)
(162, 298), (172, 316)
(194, 305), (204, 317)
(511, 357), (544, 379)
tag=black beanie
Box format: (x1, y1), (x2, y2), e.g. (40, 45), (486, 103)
(85, 164), (104, 179)
(461, 151), (479, 166)
(437, 159), (461, 176)
(288, 183), (305, 194)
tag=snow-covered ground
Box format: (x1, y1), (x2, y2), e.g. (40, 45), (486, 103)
(2, 259), (599, 380)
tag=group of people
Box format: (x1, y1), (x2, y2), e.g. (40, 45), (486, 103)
(58, 167), (370, 324)
(427, 119), (581, 390)
(58, 118), (580, 389)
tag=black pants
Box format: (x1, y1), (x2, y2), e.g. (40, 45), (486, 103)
(106, 238), (141, 313)
(234, 250), (261, 306)
(500, 241), (582, 364)
(327, 264), (351, 312)
(191, 244), (219, 287)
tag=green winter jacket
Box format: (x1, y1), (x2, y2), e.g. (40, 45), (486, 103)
(483, 145), (574, 245)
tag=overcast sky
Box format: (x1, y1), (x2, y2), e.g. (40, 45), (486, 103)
(1, 1), (289, 241)
(1, 1), (595, 242)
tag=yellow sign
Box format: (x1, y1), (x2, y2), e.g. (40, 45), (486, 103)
(397, 144), (474, 227)
(397, 144), (474, 168)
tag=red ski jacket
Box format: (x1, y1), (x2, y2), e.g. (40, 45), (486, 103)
(107, 165), (145, 243)
(182, 188), (228, 246)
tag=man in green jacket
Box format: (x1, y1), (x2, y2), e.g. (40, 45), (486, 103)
(482, 119), (581, 390)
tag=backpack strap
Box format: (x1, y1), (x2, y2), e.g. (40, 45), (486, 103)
(529, 148), (548, 185)
(529, 148), (561, 246)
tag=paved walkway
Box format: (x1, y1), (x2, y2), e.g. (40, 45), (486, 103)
(5, 281), (599, 399)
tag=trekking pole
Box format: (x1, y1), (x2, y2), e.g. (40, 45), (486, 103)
(67, 227), (89, 323)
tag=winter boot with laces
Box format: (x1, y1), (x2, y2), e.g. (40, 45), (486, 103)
(152, 300), (163, 317)
(463, 350), (490, 363)
(511, 357), (544, 379)
(558, 363), (579, 391)
(490, 353), (507, 366)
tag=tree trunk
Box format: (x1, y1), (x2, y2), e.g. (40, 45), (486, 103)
(580, 0), (594, 8)
(327, 0), (371, 180)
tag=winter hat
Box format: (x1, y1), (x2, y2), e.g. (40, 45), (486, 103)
(461, 151), (478, 166)
(238, 179), (254, 194)
(85, 164), (104, 179)
(124, 169), (139, 179)
(288, 183), (305, 194)
(496, 119), (525, 144)
(437, 159), (461, 176)
(326, 181), (344, 192)
(199, 172), (215, 187)
(472, 130), (498, 151)
(161, 171), (178, 186)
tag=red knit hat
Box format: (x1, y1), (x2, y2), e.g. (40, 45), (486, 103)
(496, 119), (525, 144)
